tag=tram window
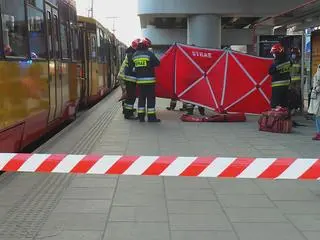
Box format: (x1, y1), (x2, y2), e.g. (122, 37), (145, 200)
(46, 11), (52, 58)
(1, 0), (28, 57)
(60, 23), (69, 58)
(71, 28), (79, 60)
(90, 35), (96, 60)
(27, 6), (46, 59)
(97, 29), (105, 63)
(52, 14), (59, 58)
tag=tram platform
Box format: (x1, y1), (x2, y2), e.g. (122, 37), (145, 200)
(0, 88), (319, 240)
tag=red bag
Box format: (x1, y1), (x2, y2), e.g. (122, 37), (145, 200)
(180, 114), (204, 122)
(180, 113), (246, 122)
(258, 107), (292, 133)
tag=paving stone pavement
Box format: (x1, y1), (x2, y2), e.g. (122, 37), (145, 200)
(0, 96), (319, 240)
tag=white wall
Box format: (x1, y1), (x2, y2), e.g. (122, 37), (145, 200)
(142, 27), (256, 46)
(142, 27), (187, 45)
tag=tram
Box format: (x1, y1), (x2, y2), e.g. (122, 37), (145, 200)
(0, 0), (126, 152)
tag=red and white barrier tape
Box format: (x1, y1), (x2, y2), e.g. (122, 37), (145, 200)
(0, 153), (319, 180)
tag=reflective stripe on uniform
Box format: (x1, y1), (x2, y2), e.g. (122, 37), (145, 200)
(124, 103), (134, 110)
(291, 76), (301, 81)
(138, 107), (145, 113)
(272, 80), (290, 87)
(123, 75), (136, 82)
(136, 77), (156, 84)
(276, 62), (291, 74)
(147, 108), (155, 114)
(133, 55), (150, 60)
(291, 63), (301, 82)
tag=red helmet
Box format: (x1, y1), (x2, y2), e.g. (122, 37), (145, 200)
(142, 38), (152, 48)
(131, 38), (140, 50)
(291, 47), (301, 56)
(270, 43), (284, 54)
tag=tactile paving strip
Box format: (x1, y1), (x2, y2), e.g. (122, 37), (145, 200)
(0, 89), (121, 238)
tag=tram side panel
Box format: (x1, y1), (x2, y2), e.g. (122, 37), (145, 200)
(0, 61), (49, 152)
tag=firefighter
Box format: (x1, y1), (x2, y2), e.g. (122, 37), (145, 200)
(289, 47), (302, 112)
(133, 38), (161, 122)
(268, 43), (292, 108)
(117, 51), (128, 114)
(122, 39), (140, 120)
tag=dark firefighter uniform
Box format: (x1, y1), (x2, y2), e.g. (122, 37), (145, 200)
(269, 58), (292, 108)
(133, 40), (161, 122)
(123, 47), (137, 119)
(291, 63), (301, 83)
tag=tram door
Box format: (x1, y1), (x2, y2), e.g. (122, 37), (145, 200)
(46, 4), (61, 122)
(78, 28), (89, 107)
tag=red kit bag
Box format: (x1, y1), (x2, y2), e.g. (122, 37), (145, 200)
(258, 106), (292, 133)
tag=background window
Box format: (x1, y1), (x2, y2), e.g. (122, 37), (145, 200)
(27, 0), (43, 10)
(90, 35), (96, 60)
(71, 27), (79, 60)
(27, 6), (46, 58)
(60, 23), (68, 58)
(1, 0), (28, 57)
(46, 10), (52, 58)
(52, 14), (59, 58)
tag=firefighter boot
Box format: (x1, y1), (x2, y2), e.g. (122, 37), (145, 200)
(122, 102), (125, 114)
(166, 100), (177, 111)
(124, 110), (138, 120)
(138, 113), (145, 122)
(148, 114), (161, 123)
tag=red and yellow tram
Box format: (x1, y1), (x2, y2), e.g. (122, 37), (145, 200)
(0, 0), (126, 152)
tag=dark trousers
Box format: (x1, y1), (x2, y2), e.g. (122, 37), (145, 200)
(138, 84), (156, 120)
(271, 86), (289, 108)
(124, 81), (136, 116)
(167, 99), (177, 110)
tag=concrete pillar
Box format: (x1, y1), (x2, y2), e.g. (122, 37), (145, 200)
(187, 14), (221, 48)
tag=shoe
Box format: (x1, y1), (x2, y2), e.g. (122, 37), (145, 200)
(124, 115), (138, 120)
(138, 113), (145, 122)
(148, 115), (161, 123)
(148, 118), (161, 123)
(166, 107), (174, 111)
(312, 133), (320, 141)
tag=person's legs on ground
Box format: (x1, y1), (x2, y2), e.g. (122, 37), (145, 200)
(146, 84), (161, 122)
(122, 101), (125, 114)
(138, 85), (147, 122)
(316, 117), (320, 132)
(167, 99), (177, 111)
(313, 116), (320, 140)
(124, 82), (137, 120)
